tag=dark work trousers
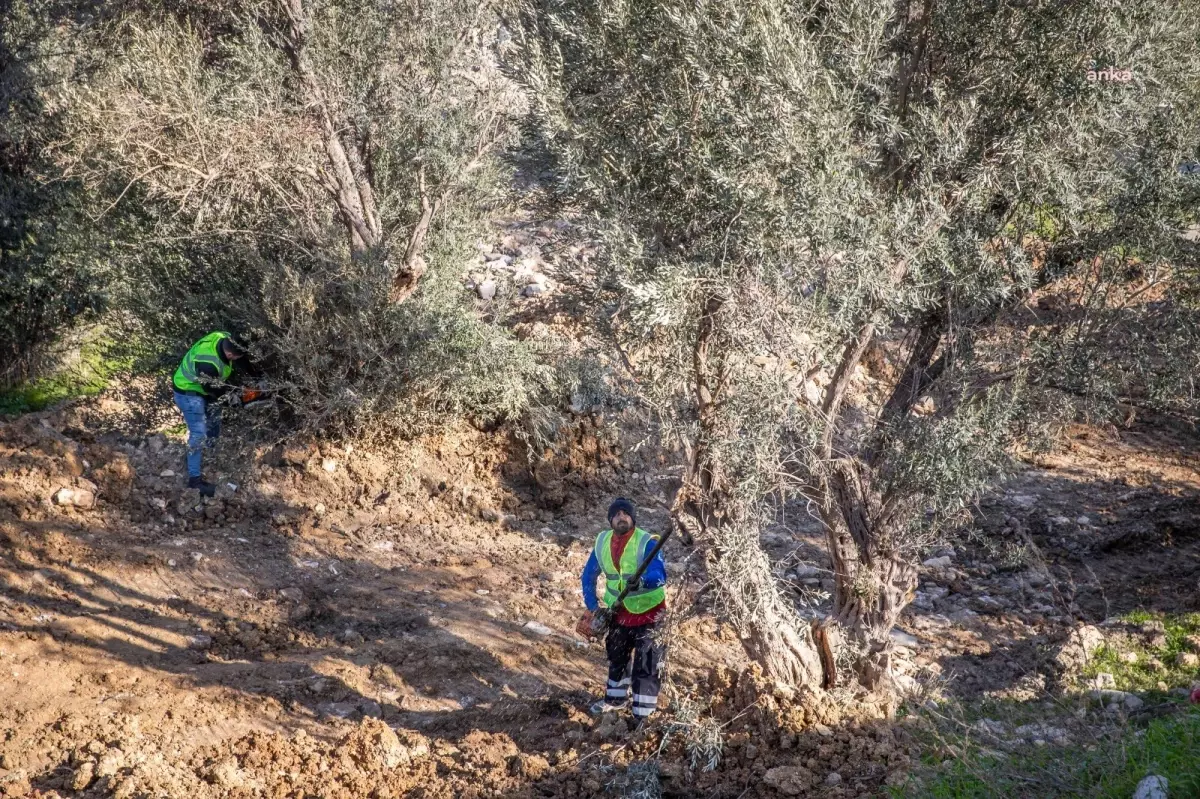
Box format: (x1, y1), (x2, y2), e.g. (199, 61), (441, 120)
(605, 621), (664, 720)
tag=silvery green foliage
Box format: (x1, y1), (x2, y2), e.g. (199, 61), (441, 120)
(608, 761), (664, 799)
(35, 0), (550, 436)
(518, 0), (1200, 539)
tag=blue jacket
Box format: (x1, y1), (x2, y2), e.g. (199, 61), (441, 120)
(581, 530), (666, 612)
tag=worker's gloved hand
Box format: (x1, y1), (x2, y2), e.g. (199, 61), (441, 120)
(575, 610), (594, 638)
(624, 576), (642, 593)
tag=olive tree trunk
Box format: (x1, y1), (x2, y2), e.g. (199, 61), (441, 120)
(672, 292), (831, 691)
(820, 459), (918, 689)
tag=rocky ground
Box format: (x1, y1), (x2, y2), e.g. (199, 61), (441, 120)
(0, 386), (917, 799)
(2, 223), (1200, 797)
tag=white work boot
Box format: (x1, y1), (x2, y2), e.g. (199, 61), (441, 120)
(589, 698), (626, 715)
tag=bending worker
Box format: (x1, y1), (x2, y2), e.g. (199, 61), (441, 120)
(578, 497), (667, 726)
(172, 331), (245, 496)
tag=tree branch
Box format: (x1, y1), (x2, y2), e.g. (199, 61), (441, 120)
(820, 321), (876, 461)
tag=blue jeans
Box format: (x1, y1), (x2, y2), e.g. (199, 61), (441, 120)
(174, 391), (221, 479)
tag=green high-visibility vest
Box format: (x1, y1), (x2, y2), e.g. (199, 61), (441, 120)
(594, 527), (666, 614)
(173, 331), (233, 396)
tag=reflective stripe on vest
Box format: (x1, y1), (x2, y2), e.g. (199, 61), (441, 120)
(173, 332), (233, 395)
(594, 527), (666, 614)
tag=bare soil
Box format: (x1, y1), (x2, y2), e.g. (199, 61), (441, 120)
(2, 389), (1198, 798)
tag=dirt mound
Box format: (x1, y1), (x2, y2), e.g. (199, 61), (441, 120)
(9, 391), (1198, 797)
(0, 400), (930, 798)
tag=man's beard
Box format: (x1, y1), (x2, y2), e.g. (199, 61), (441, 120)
(613, 518), (632, 533)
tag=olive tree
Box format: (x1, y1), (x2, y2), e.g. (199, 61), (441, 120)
(59, 0), (513, 302)
(517, 0), (1200, 689)
(34, 0), (550, 436)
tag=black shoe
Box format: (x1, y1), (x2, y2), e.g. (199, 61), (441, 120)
(188, 477), (216, 497)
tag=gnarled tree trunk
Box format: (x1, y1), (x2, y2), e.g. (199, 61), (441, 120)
(820, 458), (918, 689)
(674, 463), (828, 691)
(672, 290), (829, 692)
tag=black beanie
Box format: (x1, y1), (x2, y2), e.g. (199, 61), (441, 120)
(607, 497), (636, 528)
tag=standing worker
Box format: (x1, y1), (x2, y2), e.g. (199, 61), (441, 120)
(578, 497), (667, 727)
(172, 331), (246, 496)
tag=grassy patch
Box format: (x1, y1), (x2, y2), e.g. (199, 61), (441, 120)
(895, 708), (1200, 798)
(0, 334), (132, 416)
(1083, 610), (1200, 694)
(163, 422), (189, 438)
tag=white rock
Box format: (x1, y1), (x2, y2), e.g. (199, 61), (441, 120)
(1133, 775), (1169, 799)
(95, 748), (125, 778)
(160, 469), (175, 478)
(52, 487), (95, 508)
(890, 629), (920, 649)
(523, 620), (553, 636)
(1056, 624), (1106, 670)
(1092, 689), (1144, 712)
(824, 772), (842, 786)
(226, 482), (238, 492)
(972, 718), (1008, 737)
(893, 673), (920, 695)
(322, 459), (338, 472)
(1076, 515), (1091, 526)
(975, 595), (1006, 611)
(476, 278), (497, 300)
(922, 556), (952, 569)
(151, 497), (167, 510)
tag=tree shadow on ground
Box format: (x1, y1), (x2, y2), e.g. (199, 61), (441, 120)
(924, 420), (1200, 700)
(0, 422), (606, 776)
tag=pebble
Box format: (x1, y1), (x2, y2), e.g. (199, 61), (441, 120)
(1093, 689), (1144, 712)
(824, 772), (842, 786)
(1133, 775), (1169, 799)
(71, 761), (95, 791)
(322, 459), (338, 472)
(477, 278), (497, 300)
(160, 470), (175, 478)
(922, 556), (952, 569)
(523, 620), (553, 636)
(52, 487), (96, 509)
